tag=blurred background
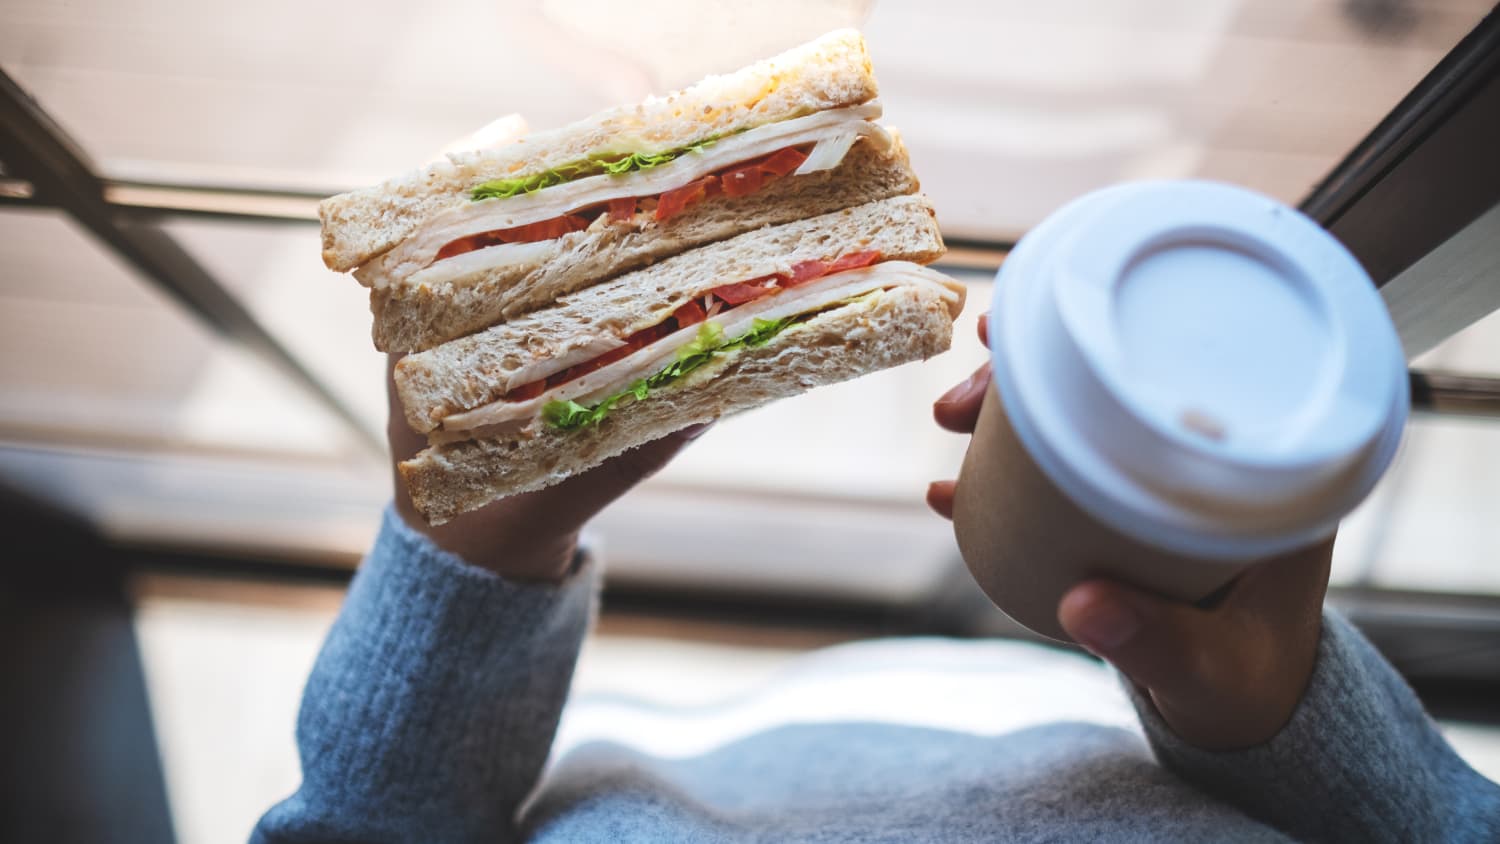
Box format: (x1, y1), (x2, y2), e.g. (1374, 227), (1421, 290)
(2, 1), (1498, 841)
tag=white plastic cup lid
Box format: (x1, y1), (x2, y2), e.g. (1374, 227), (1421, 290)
(990, 180), (1408, 561)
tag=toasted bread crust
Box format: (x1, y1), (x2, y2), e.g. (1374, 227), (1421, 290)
(400, 283), (956, 525)
(320, 29), (877, 272)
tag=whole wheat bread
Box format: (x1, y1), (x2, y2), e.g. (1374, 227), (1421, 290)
(320, 29), (876, 271)
(400, 282), (955, 524)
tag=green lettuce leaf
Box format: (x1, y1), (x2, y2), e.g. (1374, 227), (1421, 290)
(541, 317), (797, 431)
(470, 138), (717, 201)
(541, 379), (649, 430)
(723, 316), (794, 350)
(469, 161), (599, 201)
(674, 321), (725, 361)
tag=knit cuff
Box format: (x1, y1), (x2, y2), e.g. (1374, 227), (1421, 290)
(1128, 609), (1479, 842)
(280, 505), (600, 839)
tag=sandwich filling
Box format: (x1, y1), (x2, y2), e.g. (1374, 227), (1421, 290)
(358, 103), (889, 290)
(430, 258), (963, 441)
(432, 145), (814, 263)
(466, 138), (722, 201)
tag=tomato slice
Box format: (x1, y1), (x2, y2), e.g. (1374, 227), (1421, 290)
(507, 320), (673, 401)
(783, 260), (829, 288)
(555, 342), (636, 385)
(434, 233), (490, 262)
(439, 145), (816, 261)
(505, 380), (546, 401)
(673, 299), (708, 327)
(501, 246), (887, 404)
(608, 197), (636, 221)
(437, 214), (591, 261)
(719, 164), (765, 198)
(825, 249), (882, 273)
(710, 280), (777, 305)
(519, 214), (589, 242)
(758, 146), (809, 178)
(656, 176), (716, 222)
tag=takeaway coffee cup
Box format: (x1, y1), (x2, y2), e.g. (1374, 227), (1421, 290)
(952, 180), (1408, 642)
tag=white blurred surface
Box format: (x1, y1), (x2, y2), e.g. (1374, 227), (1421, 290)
(133, 582), (1500, 844)
(555, 634), (1136, 761)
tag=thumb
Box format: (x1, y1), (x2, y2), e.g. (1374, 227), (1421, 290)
(1057, 579), (1212, 700)
(1057, 579), (1283, 750)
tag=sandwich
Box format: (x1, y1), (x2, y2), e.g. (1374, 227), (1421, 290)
(397, 195), (964, 523)
(319, 30), (966, 525)
(321, 29), (919, 353)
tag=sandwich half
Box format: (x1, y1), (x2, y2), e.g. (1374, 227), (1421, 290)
(397, 195), (965, 524)
(321, 29), (916, 353)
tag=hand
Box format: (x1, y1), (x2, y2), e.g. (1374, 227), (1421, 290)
(387, 354), (708, 581)
(928, 316), (1331, 751)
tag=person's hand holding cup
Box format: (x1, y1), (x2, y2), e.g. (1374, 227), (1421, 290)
(929, 181), (1409, 750)
(929, 316), (1334, 751)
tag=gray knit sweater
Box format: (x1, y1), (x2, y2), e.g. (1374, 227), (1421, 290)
(253, 508), (1500, 842)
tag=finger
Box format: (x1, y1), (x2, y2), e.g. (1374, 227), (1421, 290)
(926, 480), (956, 519)
(978, 313), (989, 348)
(934, 362), (991, 433)
(1058, 580), (1205, 695)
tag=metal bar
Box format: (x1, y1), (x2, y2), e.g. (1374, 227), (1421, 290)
(1328, 585), (1500, 694)
(104, 181), (321, 223)
(2, 185), (1017, 272)
(5, 184), (1016, 272)
(1381, 202), (1500, 359)
(1300, 9), (1500, 278)
(2, 179), (1021, 272)
(1409, 370), (1500, 419)
(0, 176), (324, 224)
(0, 70), (384, 458)
(935, 236), (1012, 273)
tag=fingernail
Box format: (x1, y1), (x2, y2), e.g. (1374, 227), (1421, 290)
(1075, 601), (1140, 651)
(675, 422), (713, 441)
(937, 368), (986, 407)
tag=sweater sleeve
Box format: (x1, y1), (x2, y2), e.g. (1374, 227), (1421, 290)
(251, 506), (598, 844)
(1130, 609), (1500, 843)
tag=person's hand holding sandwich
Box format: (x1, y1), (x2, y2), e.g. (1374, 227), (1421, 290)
(386, 354), (708, 581)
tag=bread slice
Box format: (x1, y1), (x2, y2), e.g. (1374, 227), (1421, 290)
(400, 282), (957, 525)
(370, 136), (919, 353)
(395, 194), (946, 434)
(320, 29), (877, 272)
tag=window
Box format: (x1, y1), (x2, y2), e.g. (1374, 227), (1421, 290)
(2, 0), (1496, 599)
